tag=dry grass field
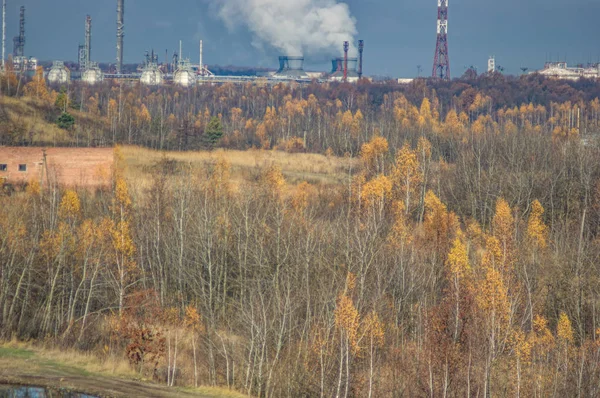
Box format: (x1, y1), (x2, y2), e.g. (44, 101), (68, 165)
(0, 340), (249, 398)
(122, 146), (355, 189)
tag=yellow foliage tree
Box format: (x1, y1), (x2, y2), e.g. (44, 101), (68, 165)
(423, 190), (459, 254)
(263, 164), (286, 198)
(59, 190), (81, 222)
(392, 143), (422, 215)
(527, 200), (548, 249)
(446, 235), (471, 342)
(443, 109), (464, 136)
(23, 66), (49, 101)
(447, 237), (470, 280)
(475, 264), (511, 394)
(334, 292), (360, 397)
(360, 174), (392, 212)
(528, 315), (555, 395)
(557, 312), (574, 345)
(493, 198), (515, 269)
(360, 136), (389, 175)
(387, 201), (412, 250)
(418, 98), (433, 132)
(110, 172), (136, 316)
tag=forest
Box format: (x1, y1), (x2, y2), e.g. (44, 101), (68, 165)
(2, 67), (600, 397)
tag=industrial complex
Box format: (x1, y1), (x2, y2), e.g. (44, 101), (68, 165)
(0, 0), (598, 85)
(0, 0), (367, 86)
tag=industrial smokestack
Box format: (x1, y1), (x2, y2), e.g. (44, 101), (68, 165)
(358, 40), (364, 79)
(116, 0), (124, 74)
(13, 6), (24, 58)
(199, 40), (203, 71)
(1, 0), (5, 70)
(343, 41), (349, 82)
(85, 15), (91, 69)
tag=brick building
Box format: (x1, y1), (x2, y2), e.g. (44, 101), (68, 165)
(0, 147), (114, 187)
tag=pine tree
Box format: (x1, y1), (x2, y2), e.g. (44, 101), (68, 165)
(204, 116), (224, 149)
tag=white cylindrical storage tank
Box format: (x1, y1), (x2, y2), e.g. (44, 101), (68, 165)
(140, 64), (164, 86)
(47, 61), (70, 84)
(174, 67), (196, 87)
(82, 64), (104, 85)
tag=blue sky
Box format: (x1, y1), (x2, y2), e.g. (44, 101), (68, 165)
(3, 0), (599, 77)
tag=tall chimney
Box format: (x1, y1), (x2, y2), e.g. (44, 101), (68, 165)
(116, 0), (124, 74)
(358, 40), (364, 80)
(85, 15), (91, 69)
(13, 6), (24, 58)
(343, 41), (349, 82)
(199, 40), (203, 73)
(1, 0), (5, 70)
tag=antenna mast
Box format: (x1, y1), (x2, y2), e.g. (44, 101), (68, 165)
(432, 0), (450, 80)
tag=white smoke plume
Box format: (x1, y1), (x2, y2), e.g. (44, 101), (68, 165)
(214, 0), (358, 56)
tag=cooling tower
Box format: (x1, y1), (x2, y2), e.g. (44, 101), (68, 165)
(274, 56), (308, 79)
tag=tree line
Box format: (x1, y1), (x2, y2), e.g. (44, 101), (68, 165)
(2, 66), (600, 154)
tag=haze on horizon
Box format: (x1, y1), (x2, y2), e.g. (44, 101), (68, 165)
(2, 0), (599, 77)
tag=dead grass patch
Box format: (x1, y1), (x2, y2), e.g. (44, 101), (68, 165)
(122, 145), (354, 190)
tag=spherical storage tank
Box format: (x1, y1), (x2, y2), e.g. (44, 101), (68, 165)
(82, 63), (104, 85)
(140, 63), (164, 86)
(47, 61), (70, 84)
(174, 61), (196, 87)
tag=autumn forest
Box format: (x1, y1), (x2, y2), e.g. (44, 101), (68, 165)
(2, 69), (600, 397)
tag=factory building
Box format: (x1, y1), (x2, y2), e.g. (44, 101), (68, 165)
(12, 55), (37, 72)
(0, 147), (113, 187)
(47, 61), (70, 84)
(536, 62), (600, 81)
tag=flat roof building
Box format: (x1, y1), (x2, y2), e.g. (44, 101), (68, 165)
(0, 147), (113, 187)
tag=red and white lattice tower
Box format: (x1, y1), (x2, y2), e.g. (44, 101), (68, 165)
(432, 0), (450, 80)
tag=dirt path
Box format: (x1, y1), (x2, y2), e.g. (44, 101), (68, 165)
(0, 346), (244, 398)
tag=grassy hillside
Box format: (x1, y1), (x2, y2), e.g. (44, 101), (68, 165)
(0, 96), (108, 146)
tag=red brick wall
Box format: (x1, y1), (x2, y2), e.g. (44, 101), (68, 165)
(0, 147), (114, 187)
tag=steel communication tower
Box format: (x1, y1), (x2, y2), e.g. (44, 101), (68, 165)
(432, 0), (450, 80)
